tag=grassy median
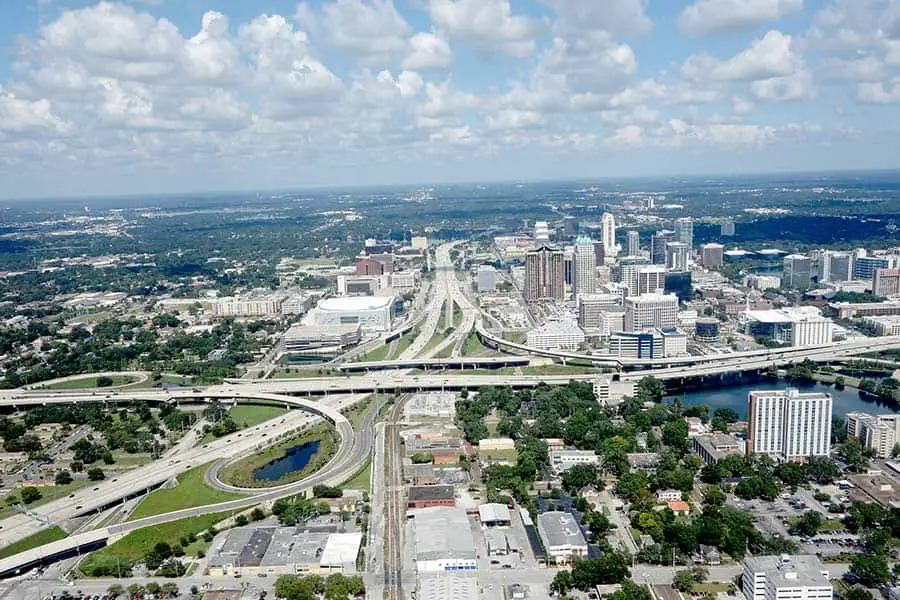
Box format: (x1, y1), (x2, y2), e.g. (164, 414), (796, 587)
(0, 526), (67, 559)
(128, 464), (242, 521)
(218, 423), (338, 489)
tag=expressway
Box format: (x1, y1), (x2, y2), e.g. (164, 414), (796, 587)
(399, 243), (455, 359)
(0, 391), (378, 577)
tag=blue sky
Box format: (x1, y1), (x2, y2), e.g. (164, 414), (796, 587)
(0, 0), (898, 199)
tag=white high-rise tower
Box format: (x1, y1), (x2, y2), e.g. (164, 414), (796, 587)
(601, 213), (617, 259)
(626, 230), (640, 257)
(574, 236), (597, 297)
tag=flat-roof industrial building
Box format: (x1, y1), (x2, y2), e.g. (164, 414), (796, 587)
(412, 506), (477, 573)
(537, 511), (588, 565)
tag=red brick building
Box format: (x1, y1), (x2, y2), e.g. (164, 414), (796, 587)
(407, 485), (455, 509)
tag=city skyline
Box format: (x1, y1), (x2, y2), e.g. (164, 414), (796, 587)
(1, 0), (899, 199)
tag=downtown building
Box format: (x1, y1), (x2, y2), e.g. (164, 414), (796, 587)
(626, 230), (641, 257)
(674, 217), (694, 250)
(846, 412), (900, 459)
(748, 389), (832, 461)
(573, 236), (597, 297)
(601, 213), (617, 258)
(700, 243), (725, 269)
(577, 294), (622, 329)
(624, 292), (678, 332)
(524, 246), (565, 301)
(855, 255), (892, 280)
(783, 254), (812, 289)
(820, 251), (853, 283)
(651, 230), (676, 265)
(666, 242), (691, 271)
(873, 268), (900, 297)
(742, 555), (832, 600)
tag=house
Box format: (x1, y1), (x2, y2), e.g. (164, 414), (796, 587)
(656, 489), (682, 502)
(698, 544), (721, 565)
(667, 501), (690, 516)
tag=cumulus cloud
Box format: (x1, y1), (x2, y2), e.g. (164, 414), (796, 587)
(426, 0), (540, 58)
(297, 0), (411, 62)
(683, 31), (801, 82)
(0, 86), (71, 135)
(679, 0), (803, 36)
(403, 33), (452, 70)
(857, 79), (900, 103)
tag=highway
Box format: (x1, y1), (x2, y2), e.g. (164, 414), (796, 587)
(0, 392), (378, 577)
(400, 243), (456, 360)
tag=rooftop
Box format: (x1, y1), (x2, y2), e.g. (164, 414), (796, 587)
(317, 296), (394, 311)
(744, 555), (831, 589)
(409, 485), (455, 502)
(417, 574), (478, 600)
(667, 501), (690, 512)
(319, 532), (362, 568)
(537, 511), (588, 549)
(478, 503), (511, 523)
(413, 506), (476, 562)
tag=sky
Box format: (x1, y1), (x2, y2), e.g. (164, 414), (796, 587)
(0, 0), (899, 199)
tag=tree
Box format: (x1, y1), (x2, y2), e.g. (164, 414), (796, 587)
(571, 552), (631, 588)
(312, 485), (342, 498)
(87, 468), (105, 481)
(561, 463), (598, 494)
(845, 589), (873, 600)
(791, 511), (823, 538)
(838, 438), (869, 473)
(235, 514), (249, 527)
(662, 419), (690, 454)
(551, 570), (574, 594)
(250, 507), (265, 521)
(107, 584), (124, 598)
(849, 554), (890, 587)
(54, 470), (72, 485)
(70, 460), (84, 472)
(609, 581), (653, 600)
(806, 456), (841, 484)
(637, 376), (665, 402)
(96, 376), (114, 388)
(774, 462), (805, 487)
(20, 486), (41, 504)
(702, 486), (726, 507)
(673, 569), (697, 593)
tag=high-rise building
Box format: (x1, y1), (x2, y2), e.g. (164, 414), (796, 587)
(846, 412), (900, 459)
(783, 254), (812, 289)
(742, 555), (832, 600)
(664, 271), (693, 303)
(592, 240), (605, 266)
(626, 230), (640, 257)
(721, 221), (735, 236)
(563, 248), (574, 286)
(524, 247), (565, 302)
(624, 293), (678, 332)
(747, 388), (832, 460)
(873, 268), (900, 297)
(476, 265), (497, 293)
(534, 221), (550, 243)
(666, 242), (690, 271)
(635, 265), (667, 296)
(700, 243), (724, 269)
(855, 256), (891, 280)
(601, 213), (617, 258)
(674, 217), (694, 250)
(821, 251), (853, 283)
(651, 230), (676, 265)
(561, 216), (578, 235)
(573, 236), (596, 297)
(577, 294), (622, 329)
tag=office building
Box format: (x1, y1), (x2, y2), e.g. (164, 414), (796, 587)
(411, 236), (428, 250)
(412, 506), (477, 573)
(577, 294), (622, 329)
(476, 265), (497, 293)
(626, 230), (641, 257)
(664, 271), (693, 303)
(675, 217), (694, 250)
(390, 271), (417, 293)
(337, 274), (384, 296)
(526, 320), (585, 351)
(563, 249), (574, 286)
(743, 307), (832, 347)
(636, 266), (667, 296)
(694, 318), (719, 342)
(608, 328), (685, 359)
(692, 434), (745, 465)
(309, 296), (394, 331)
(549, 450), (601, 474)
(791, 315), (833, 346)
(597, 309), (626, 339)
(537, 512), (588, 565)
(863, 315), (900, 335)
(748, 389), (832, 460)
(534, 221), (550, 243)
(821, 251), (853, 283)
(721, 221), (735, 236)
(524, 247), (565, 302)
(745, 274), (782, 291)
(831, 300), (900, 319)
(356, 256), (391, 275)
(601, 213), (617, 258)
(592, 240), (606, 266)
(700, 243), (724, 269)
(783, 254), (812, 289)
(666, 242), (690, 271)
(561, 216), (578, 235)
(741, 555), (832, 600)
(873, 268), (900, 297)
(651, 230), (676, 265)
(408, 485), (456, 509)
(624, 293), (678, 332)
(574, 236), (597, 296)
(593, 375), (635, 407)
(855, 256), (891, 280)
(846, 412), (900, 459)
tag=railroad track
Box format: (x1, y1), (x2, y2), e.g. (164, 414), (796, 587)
(383, 396), (407, 600)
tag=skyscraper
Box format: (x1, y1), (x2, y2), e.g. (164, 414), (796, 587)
(675, 217), (694, 250)
(573, 236), (597, 297)
(700, 243), (724, 269)
(601, 213), (617, 258)
(747, 388), (832, 460)
(821, 251), (852, 283)
(651, 230), (676, 265)
(783, 254), (812, 289)
(624, 293), (678, 332)
(524, 246), (565, 302)
(592, 240), (605, 266)
(626, 230), (640, 257)
(873, 268), (900, 297)
(666, 241), (690, 271)
(534, 221), (550, 243)
(855, 256), (891, 280)
(721, 221), (735, 236)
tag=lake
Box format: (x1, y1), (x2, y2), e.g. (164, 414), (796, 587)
(668, 379), (900, 419)
(253, 440), (321, 482)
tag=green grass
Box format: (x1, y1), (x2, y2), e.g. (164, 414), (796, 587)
(461, 332), (488, 356)
(128, 464), (242, 521)
(520, 364), (598, 376)
(0, 480), (94, 520)
(80, 512), (230, 577)
(228, 404), (288, 428)
(41, 375), (137, 389)
(0, 525), (67, 559)
(126, 374), (194, 388)
(342, 395), (377, 431)
(358, 342), (391, 362)
(478, 448), (518, 464)
(418, 333), (447, 357)
(392, 330), (417, 358)
(819, 519), (846, 531)
(694, 583), (731, 594)
(218, 423), (339, 488)
(340, 457), (372, 491)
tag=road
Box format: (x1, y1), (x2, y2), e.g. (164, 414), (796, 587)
(400, 244), (454, 360)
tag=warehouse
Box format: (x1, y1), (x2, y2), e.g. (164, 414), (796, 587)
(477, 503), (511, 527)
(417, 574), (478, 600)
(537, 511), (588, 565)
(408, 485), (456, 509)
(412, 506), (477, 573)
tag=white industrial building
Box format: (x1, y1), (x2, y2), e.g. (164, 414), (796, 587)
(748, 389), (832, 461)
(745, 274), (782, 291)
(624, 293), (678, 332)
(526, 320), (585, 351)
(846, 412), (900, 459)
(549, 450), (601, 474)
(309, 296), (394, 331)
(537, 511), (588, 565)
(417, 575), (477, 600)
(742, 555), (832, 600)
(412, 506), (477, 573)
